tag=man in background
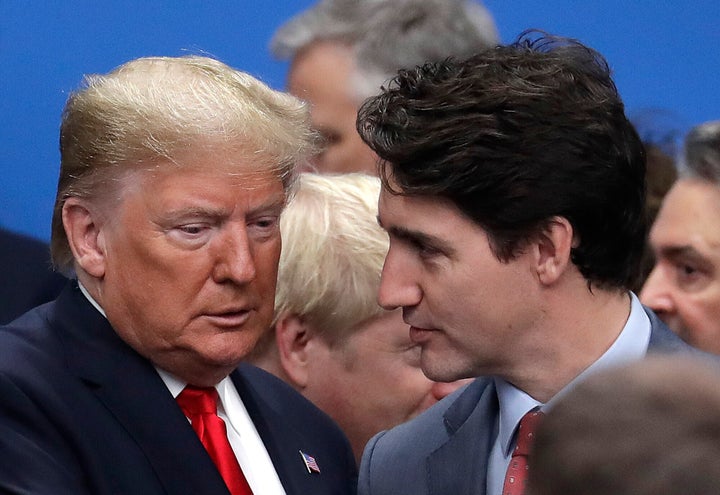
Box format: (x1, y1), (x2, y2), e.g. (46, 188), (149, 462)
(271, 0), (498, 174)
(0, 227), (66, 323)
(640, 120), (720, 354)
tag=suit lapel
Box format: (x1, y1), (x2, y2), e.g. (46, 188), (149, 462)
(57, 283), (230, 495)
(427, 379), (498, 495)
(230, 368), (315, 494)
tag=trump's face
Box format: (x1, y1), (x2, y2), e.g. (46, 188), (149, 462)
(71, 147), (286, 385)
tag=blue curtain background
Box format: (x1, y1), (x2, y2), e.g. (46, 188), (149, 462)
(2, 0), (718, 240)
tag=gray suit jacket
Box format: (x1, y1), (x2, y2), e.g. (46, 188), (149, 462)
(358, 309), (703, 495)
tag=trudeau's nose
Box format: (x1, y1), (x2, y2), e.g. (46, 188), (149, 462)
(377, 247), (422, 310)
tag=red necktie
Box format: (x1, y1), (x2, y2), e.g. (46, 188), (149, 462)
(502, 410), (543, 495)
(177, 386), (253, 495)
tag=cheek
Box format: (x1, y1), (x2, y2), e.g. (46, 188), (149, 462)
(686, 295), (720, 329)
(255, 241), (282, 288)
(373, 366), (434, 419)
(366, 352), (428, 394)
(305, 358), (354, 411)
(107, 231), (184, 282)
(393, 364), (434, 398)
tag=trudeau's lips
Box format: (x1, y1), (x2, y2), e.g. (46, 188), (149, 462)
(409, 325), (436, 344)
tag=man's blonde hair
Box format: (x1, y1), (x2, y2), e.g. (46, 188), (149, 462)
(274, 173), (387, 344)
(52, 55), (316, 274)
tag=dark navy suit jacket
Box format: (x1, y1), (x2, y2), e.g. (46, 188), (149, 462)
(0, 282), (357, 494)
(358, 308), (706, 495)
(0, 228), (66, 324)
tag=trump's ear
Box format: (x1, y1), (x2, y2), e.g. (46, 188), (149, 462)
(274, 313), (312, 389)
(534, 216), (576, 286)
(62, 198), (107, 279)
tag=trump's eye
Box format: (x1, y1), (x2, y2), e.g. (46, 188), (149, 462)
(247, 216), (280, 240)
(177, 224), (207, 235)
(164, 222), (214, 248)
(251, 217), (277, 229)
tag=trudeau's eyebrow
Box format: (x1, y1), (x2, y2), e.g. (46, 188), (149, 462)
(378, 217), (455, 257)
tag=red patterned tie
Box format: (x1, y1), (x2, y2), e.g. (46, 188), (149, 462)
(177, 386), (253, 495)
(502, 410), (543, 495)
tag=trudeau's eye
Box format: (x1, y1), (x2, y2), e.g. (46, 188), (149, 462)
(411, 238), (442, 258)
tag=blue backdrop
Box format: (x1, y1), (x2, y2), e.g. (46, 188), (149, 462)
(2, 0), (718, 240)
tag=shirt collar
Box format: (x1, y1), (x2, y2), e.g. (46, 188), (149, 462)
(155, 366), (234, 409)
(495, 380), (541, 456)
(78, 280), (107, 318)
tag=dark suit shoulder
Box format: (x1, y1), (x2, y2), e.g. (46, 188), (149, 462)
(0, 228), (66, 324)
(0, 302), (63, 373)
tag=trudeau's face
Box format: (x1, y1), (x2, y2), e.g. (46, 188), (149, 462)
(287, 40), (378, 175)
(376, 187), (540, 382)
(88, 149), (285, 384)
(640, 179), (720, 354)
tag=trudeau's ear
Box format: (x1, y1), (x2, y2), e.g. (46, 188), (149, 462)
(274, 312), (313, 388)
(533, 216), (576, 286)
(62, 198), (107, 279)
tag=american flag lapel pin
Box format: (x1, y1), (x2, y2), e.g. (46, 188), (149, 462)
(299, 450), (321, 474)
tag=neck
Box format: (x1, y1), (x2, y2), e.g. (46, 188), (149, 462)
(505, 284), (631, 403)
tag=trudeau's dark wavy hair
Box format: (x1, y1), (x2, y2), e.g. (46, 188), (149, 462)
(357, 30), (646, 290)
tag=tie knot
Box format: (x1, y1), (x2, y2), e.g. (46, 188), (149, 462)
(177, 386), (219, 416)
(514, 410), (543, 457)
